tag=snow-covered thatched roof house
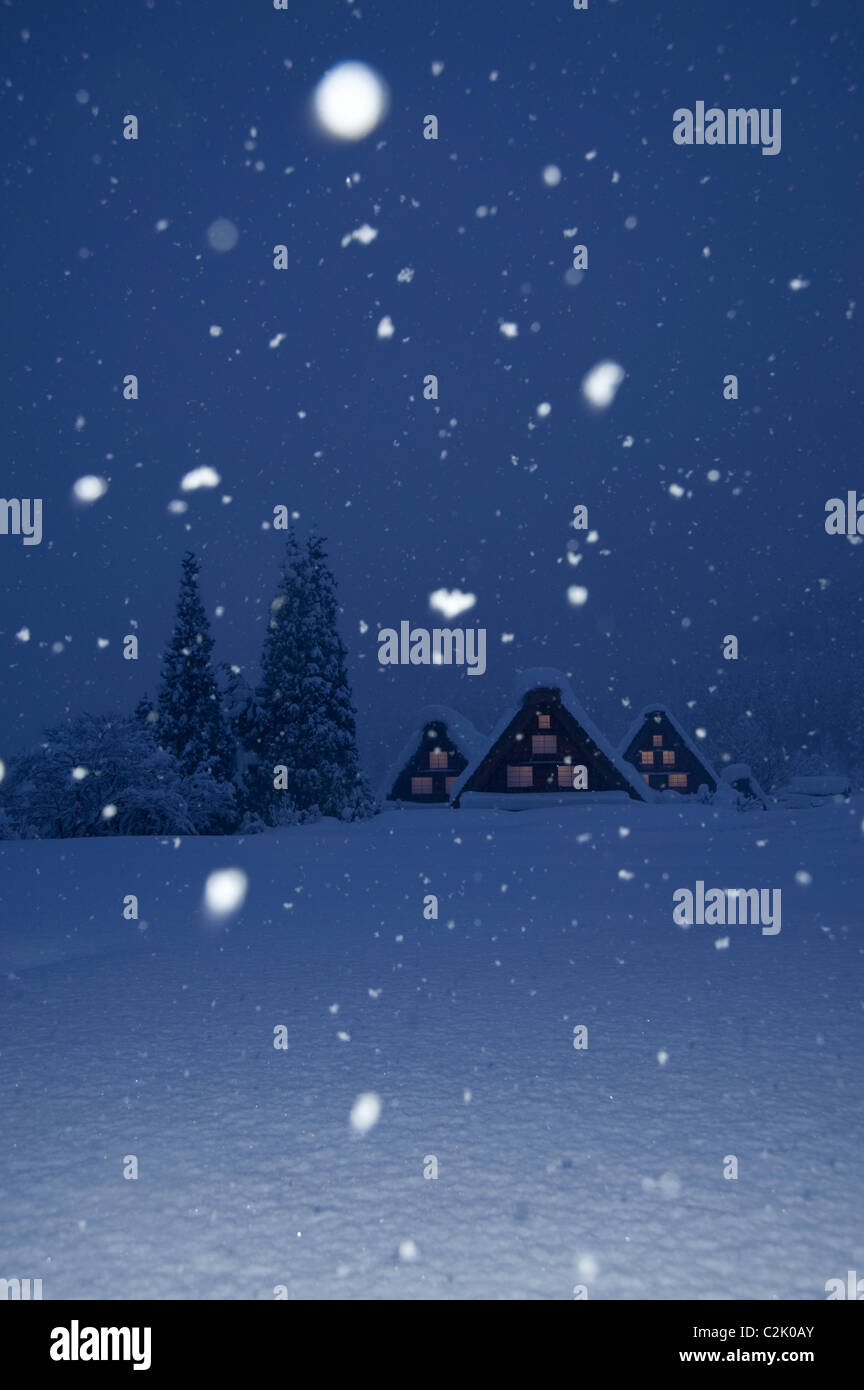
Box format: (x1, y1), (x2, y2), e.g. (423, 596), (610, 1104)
(618, 704), (719, 796)
(380, 705), (486, 805)
(451, 669), (652, 809)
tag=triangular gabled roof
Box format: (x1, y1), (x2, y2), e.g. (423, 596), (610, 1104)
(379, 704), (486, 803)
(618, 703), (720, 790)
(451, 668), (653, 804)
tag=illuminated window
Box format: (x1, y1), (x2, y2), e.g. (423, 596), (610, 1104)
(445, 777), (458, 794)
(557, 765), (575, 789)
(662, 750), (675, 766)
(640, 750), (654, 766)
(429, 750), (448, 769)
(507, 765), (534, 789)
(643, 774), (651, 784)
(668, 773), (688, 789)
(653, 734), (663, 747)
(411, 777), (433, 795)
(538, 714), (551, 729)
(532, 734), (557, 756)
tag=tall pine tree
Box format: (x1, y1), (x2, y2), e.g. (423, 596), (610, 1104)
(247, 530), (375, 822)
(292, 529), (376, 819)
(157, 552), (235, 781)
(243, 530), (305, 821)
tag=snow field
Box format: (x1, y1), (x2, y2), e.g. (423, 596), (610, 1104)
(0, 800), (861, 1299)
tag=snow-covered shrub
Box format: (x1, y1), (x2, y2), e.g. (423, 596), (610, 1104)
(710, 779), (741, 809)
(181, 770), (239, 835)
(720, 763), (769, 810)
(113, 784), (194, 836)
(0, 713), (192, 839)
(272, 798), (314, 827)
(340, 784), (380, 821)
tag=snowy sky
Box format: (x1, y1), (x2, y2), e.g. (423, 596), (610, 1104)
(0, 0), (859, 772)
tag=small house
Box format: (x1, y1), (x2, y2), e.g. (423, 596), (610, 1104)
(451, 669), (652, 808)
(381, 706), (486, 805)
(619, 705), (718, 796)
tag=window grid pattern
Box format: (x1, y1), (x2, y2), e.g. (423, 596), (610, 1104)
(532, 734), (557, 756)
(507, 765), (534, 789)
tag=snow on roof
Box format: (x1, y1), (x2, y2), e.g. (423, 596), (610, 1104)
(721, 762), (769, 801)
(379, 704), (486, 801)
(512, 667), (579, 702)
(450, 668), (653, 802)
(721, 763), (753, 782)
(786, 774), (851, 795)
(618, 703), (720, 785)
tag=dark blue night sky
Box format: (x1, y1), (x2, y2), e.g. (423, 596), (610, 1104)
(1, 0), (860, 773)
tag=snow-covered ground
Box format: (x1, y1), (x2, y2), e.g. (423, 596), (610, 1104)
(1, 800), (861, 1300)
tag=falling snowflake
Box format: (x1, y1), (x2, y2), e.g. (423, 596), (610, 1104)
(204, 868), (248, 918)
(429, 588), (476, 619)
(206, 218), (239, 252)
(312, 62), (389, 142)
(180, 466), (220, 491)
(340, 223), (378, 249)
(581, 361), (625, 409)
(73, 476), (108, 502)
(349, 1092), (382, 1134)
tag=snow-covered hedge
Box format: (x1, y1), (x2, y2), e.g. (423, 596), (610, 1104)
(0, 714), (238, 839)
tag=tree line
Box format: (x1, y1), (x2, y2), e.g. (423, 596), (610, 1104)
(0, 530), (376, 839)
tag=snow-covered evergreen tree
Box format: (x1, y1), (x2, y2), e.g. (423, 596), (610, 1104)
(243, 529), (305, 822)
(134, 692), (157, 729)
(291, 530), (376, 820)
(157, 552), (235, 781)
(245, 530), (376, 822)
(216, 660), (255, 785)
